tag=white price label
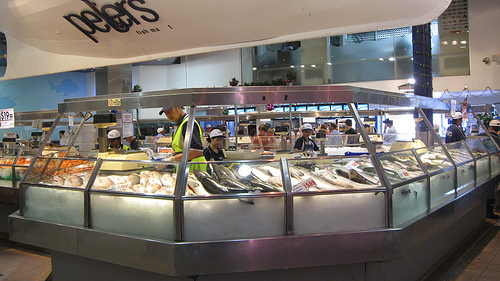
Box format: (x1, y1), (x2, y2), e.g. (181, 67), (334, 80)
(69, 115), (74, 126)
(344, 160), (360, 170)
(292, 177), (317, 192)
(397, 169), (410, 178)
(0, 108), (14, 128)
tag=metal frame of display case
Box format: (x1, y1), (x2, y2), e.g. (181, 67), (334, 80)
(11, 86), (500, 280)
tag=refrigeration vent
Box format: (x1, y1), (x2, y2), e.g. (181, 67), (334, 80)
(439, 0), (469, 32)
(346, 27), (411, 43)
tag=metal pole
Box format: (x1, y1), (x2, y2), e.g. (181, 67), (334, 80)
(280, 157), (293, 235)
(348, 103), (393, 227)
(173, 106), (197, 242)
(65, 112), (91, 156)
(234, 105), (239, 149)
(289, 104), (293, 152)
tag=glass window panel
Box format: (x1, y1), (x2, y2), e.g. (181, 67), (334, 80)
(378, 150), (425, 185)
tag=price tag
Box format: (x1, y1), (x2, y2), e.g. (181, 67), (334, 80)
(292, 177), (317, 192)
(114, 183), (131, 190)
(68, 115), (74, 126)
(108, 98), (122, 107)
(344, 160), (359, 170)
(0, 108), (15, 128)
(397, 169), (410, 178)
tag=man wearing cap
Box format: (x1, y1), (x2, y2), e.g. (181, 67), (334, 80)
(445, 112), (466, 143)
(159, 107), (206, 172)
(480, 119), (500, 148)
(123, 133), (138, 150)
(383, 119), (398, 144)
(107, 129), (131, 150)
(294, 124), (319, 152)
(203, 124), (212, 140)
(154, 127), (165, 143)
(203, 129), (227, 161)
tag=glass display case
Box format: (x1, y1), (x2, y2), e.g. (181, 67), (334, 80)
(444, 141), (475, 194)
(480, 135), (500, 176)
(415, 145), (455, 209)
(0, 147), (33, 189)
(465, 137), (490, 183)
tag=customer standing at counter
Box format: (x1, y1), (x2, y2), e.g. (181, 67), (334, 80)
(107, 130), (131, 150)
(344, 119), (358, 144)
(203, 129), (227, 161)
(327, 123), (343, 145)
(445, 112), (466, 143)
(294, 124), (319, 153)
(159, 106), (206, 172)
(253, 124), (274, 150)
(383, 119), (398, 144)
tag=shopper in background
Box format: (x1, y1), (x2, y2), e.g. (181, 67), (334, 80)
(203, 129), (227, 161)
(123, 132), (139, 150)
(294, 123), (319, 153)
(154, 127), (165, 143)
(203, 124), (212, 140)
(383, 119), (398, 144)
(344, 119), (358, 144)
(159, 106), (206, 172)
(445, 112), (466, 143)
(59, 127), (72, 146)
(107, 130), (131, 150)
(253, 124), (274, 150)
(327, 123), (342, 146)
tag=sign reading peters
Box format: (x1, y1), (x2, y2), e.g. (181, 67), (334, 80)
(63, 0), (160, 43)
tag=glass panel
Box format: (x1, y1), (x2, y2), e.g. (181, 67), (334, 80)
(91, 160), (179, 196)
(465, 138), (488, 159)
(23, 186), (84, 226)
(91, 194), (174, 241)
(184, 197), (285, 241)
(481, 136), (500, 175)
(294, 192), (385, 235)
(25, 157), (96, 189)
(392, 178), (428, 226)
(187, 160), (285, 195)
(444, 141), (473, 164)
(378, 150), (425, 185)
(481, 136), (500, 153)
(457, 162), (475, 192)
(415, 146), (453, 173)
(183, 159), (286, 241)
(287, 156), (381, 191)
(476, 157), (490, 183)
(430, 169), (455, 208)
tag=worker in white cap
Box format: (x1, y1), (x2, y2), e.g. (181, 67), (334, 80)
(123, 132), (138, 150)
(203, 123), (212, 139)
(154, 127), (165, 143)
(445, 112), (466, 143)
(203, 129), (227, 161)
(294, 123), (319, 153)
(158, 106), (206, 172)
(107, 129), (131, 150)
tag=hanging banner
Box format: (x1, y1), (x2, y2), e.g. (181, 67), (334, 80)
(461, 94), (468, 121)
(0, 108), (15, 128)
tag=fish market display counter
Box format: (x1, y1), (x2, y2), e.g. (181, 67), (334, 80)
(0, 147), (33, 232)
(8, 86), (500, 280)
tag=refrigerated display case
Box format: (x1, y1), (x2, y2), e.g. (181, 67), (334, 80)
(9, 86), (500, 281)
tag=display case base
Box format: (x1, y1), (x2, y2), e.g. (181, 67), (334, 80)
(9, 176), (499, 281)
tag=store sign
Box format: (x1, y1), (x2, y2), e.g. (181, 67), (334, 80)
(64, 0), (160, 43)
(0, 108), (14, 129)
(108, 98), (122, 107)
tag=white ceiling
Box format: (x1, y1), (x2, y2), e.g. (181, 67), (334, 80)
(0, 0), (451, 80)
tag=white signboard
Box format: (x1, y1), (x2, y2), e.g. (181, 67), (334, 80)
(0, 108), (14, 129)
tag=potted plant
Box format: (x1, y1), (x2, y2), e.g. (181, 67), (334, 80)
(132, 85), (142, 92)
(229, 77), (239, 86)
(286, 70), (297, 86)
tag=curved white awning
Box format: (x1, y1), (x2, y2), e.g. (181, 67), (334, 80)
(0, 0), (451, 80)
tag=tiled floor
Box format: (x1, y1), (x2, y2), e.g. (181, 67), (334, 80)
(0, 234), (51, 281)
(1, 220), (500, 281)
